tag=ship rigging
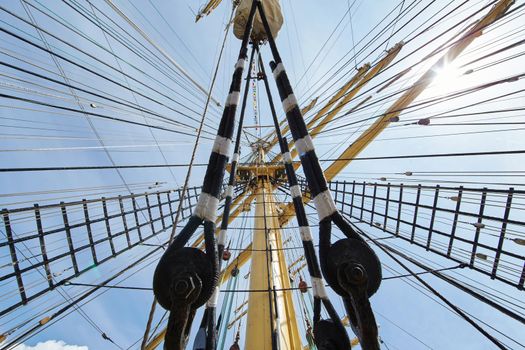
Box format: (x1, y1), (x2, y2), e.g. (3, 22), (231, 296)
(0, 0), (524, 349)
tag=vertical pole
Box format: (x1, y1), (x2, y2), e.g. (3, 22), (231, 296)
(119, 196), (131, 248)
(341, 181), (347, 214)
(82, 199), (98, 265)
(2, 209), (27, 303)
(167, 191), (174, 220)
(426, 185), (440, 251)
(334, 181), (339, 205)
(410, 185), (422, 243)
(492, 188), (513, 278)
(447, 186), (463, 257)
(396, 184), (403, 236)
(145, 194), (155, 234)
(350, 180), (356, 218)
(35, 204), (53, 287)
(186, 187), (193, 216)
(384, 183), (391, 232)
(245, 176), (301, 350)
(131, 194), (143, 241)
(470, 189), (487, 266)
(102, 197), (116, 256)
(157, 193), (166, 230)
(360, 182), (366, 221)
(370, 182), (377, 225)
(61, 202), (79, 274)
(177, 189), (184, 220)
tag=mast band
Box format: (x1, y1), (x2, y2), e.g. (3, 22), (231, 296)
(282, 94), (298, 113)
(290, 185), (301, 198)
(212, 136), (232, 157)
(295, 135), (314, 155)
(195, 193), (219, 222)
(283, 151), (292, 164)
(235, 58), (245, 70)
(218, 229), (227, 246)
(299, 226), (313, 241)
(311, 277), (328, 299)
(206, 286), (220, 307)
(226, 91), (240, 107)
(313, 190), (337, 220)
(225, 185), (234, 198)
(272, 62), (285, 79)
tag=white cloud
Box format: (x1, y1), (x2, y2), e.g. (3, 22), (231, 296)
(8, 340), (88, 350)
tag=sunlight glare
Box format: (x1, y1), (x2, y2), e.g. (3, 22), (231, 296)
(432, 61), (464, 94)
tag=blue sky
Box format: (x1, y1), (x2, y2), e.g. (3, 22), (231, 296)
(1, 0), (525, 349)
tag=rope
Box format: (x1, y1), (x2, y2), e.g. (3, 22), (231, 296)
(141, 5), (237, 348)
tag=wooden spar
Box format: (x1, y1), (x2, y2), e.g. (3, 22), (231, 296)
(272, 42), (404, 166)
(323, 0), (514, 178)
(244, 148), (301, 349)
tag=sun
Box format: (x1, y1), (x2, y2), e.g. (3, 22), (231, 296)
(431, 60), (465, 95)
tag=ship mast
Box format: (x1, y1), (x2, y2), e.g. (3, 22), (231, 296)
(242, 142), (301, 349)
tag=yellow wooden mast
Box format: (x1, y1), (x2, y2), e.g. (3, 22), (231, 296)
(244, 146), (301, 349)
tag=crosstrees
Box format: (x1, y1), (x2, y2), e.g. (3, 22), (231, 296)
(330, 181), (525, 289)
(0, 188), (200, 317)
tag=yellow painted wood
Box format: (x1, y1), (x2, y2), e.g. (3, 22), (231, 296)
(195, 0), (223, 21)
(265, 98), (319, 150)
(287, 43), (403, 168)
(270, 63), (370, 164)
(245, 172), (301, 350)
(324, 0), (513, 178)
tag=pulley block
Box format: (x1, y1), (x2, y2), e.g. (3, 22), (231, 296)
(323, 238), (382, 298)
(153, 247), (214, 311)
